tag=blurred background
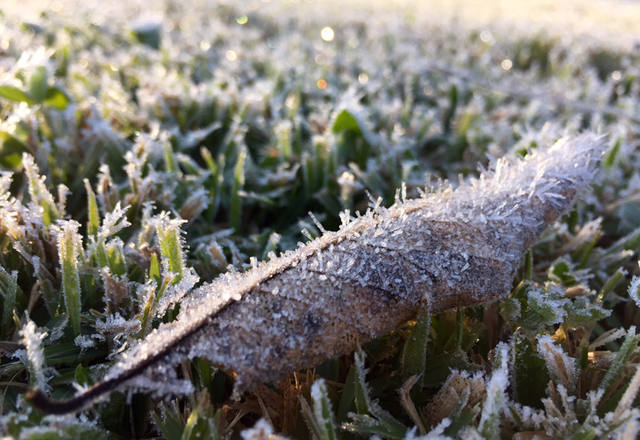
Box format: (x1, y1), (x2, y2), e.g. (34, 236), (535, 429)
(5, 0), (640, 49)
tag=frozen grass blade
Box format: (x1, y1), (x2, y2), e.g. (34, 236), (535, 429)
(57, 220), (83, 335)
(20, 318), (49, 392)
(300, 378), (338, 440)
(478, 343), (510, 439)
(345, 349), (407, 439)
(600, 326), (640, 407)
(0, 266), (19, 334)
(311, 379), (338, 440)
(84, 178), (100, 238)
(155, 214), (186, 282)
(22, 154), (58, 227)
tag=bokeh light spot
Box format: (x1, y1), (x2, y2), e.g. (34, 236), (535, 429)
(321, 26), (335, 42)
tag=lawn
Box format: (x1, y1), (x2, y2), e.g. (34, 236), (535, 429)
(1, 1), (640, 439)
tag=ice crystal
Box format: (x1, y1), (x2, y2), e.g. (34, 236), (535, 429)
(155, 267), (200, 317)
(95, 313), (141, 347)
(74, 334), (102, 350)
(98, 202), (131, 242)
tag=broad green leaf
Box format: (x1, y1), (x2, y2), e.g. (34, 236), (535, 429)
(0, 132), (28, 169)
(0, 85), (33, 104)
(44, 86), (70, 109)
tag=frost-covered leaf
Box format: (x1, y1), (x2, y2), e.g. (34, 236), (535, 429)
(503, 282), (568, 333)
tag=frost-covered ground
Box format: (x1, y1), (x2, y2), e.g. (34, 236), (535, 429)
(1, 1), (640, 439)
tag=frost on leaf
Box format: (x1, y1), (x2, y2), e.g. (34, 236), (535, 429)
(502, 282), (568, 332)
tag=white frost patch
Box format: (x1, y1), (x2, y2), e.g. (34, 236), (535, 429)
(74, 334), (104, 350)
(241, 419), (290, 440)
(405, 418), (453, 439)
(628, 270), (640, 308)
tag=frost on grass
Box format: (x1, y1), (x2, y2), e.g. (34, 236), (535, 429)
(425, 370), (485, 426)
(241, 418), (289, 440)
(478, 343), (510, 438)
(22, 154), (59, 227)
(55, 220), (83, 335)
(405, 419), (452, 440)
(25, 135), (604, 414)
(628, 264), (640, 308)
(536, 334), (577, 391)
(19, 319), (51, 393)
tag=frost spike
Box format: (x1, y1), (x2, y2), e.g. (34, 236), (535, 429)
(27, 135), (603, 414)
